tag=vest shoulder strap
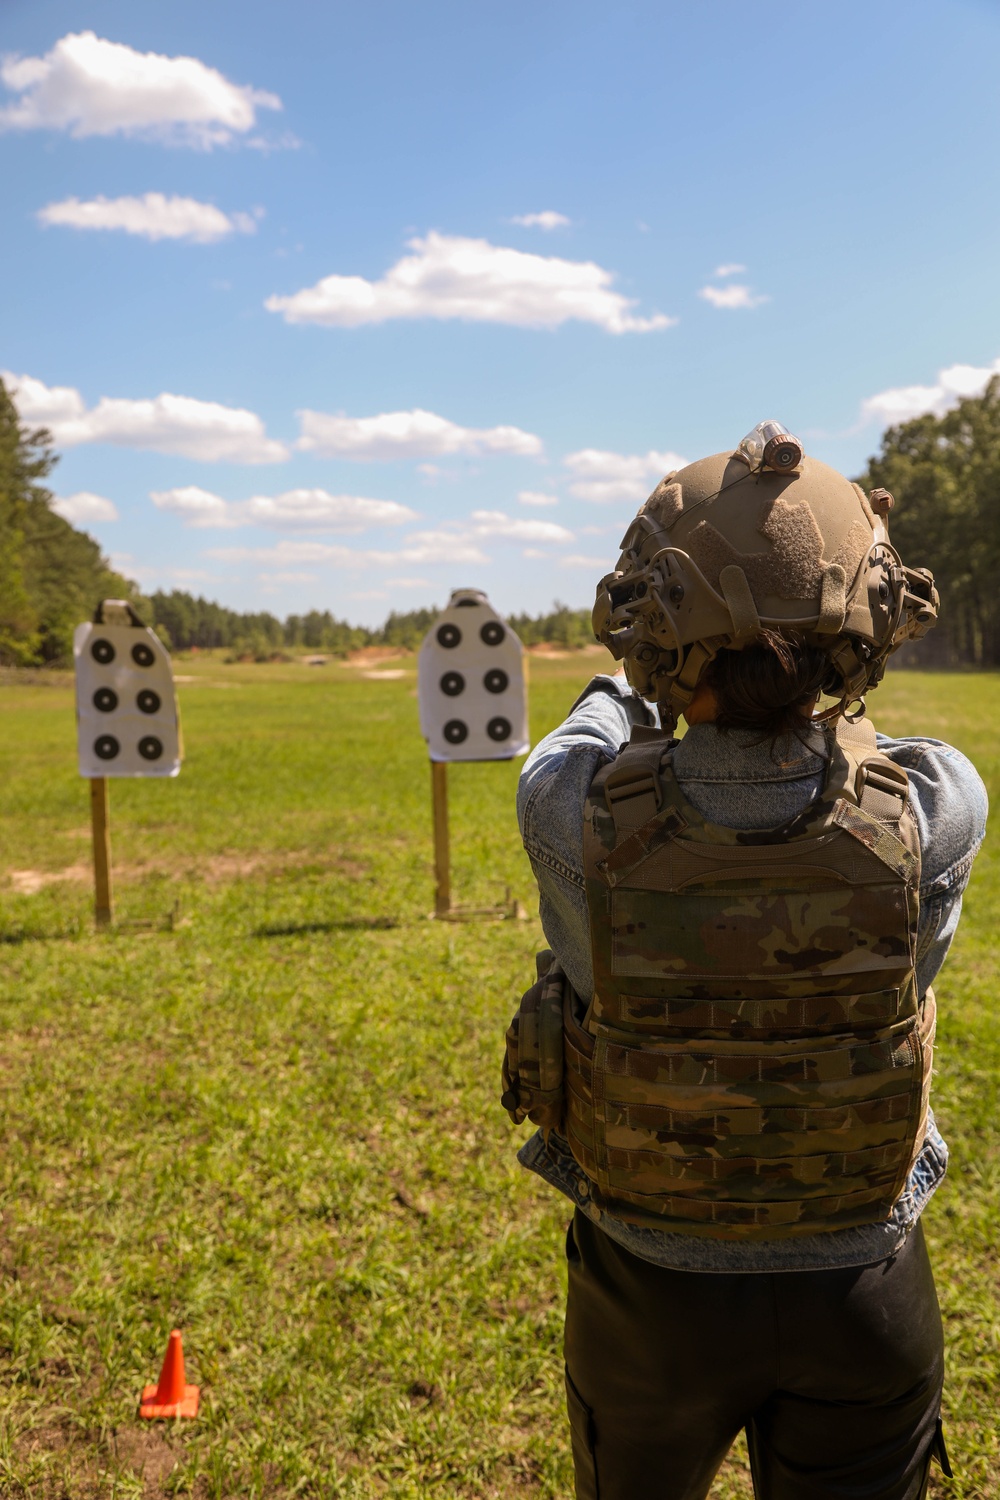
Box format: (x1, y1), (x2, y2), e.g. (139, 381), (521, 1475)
(834, 716), (910, 824)
(595, 728), (688, 887)
(600, 727), (670, 832)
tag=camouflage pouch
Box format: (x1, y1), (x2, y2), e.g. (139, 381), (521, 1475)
(501, 949), (566, 1131)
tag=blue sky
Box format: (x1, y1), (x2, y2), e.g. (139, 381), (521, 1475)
(3, 0), (1000, 624)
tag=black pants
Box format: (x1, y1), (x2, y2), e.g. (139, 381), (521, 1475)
(564, 1211), (948, 1500)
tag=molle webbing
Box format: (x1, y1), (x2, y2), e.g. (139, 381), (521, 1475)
(574, 718), (930, 1240)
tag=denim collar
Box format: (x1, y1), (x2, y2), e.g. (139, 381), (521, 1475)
(672, 724), (829, 784)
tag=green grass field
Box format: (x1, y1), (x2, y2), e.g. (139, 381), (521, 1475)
(0, 653), (997, 1499)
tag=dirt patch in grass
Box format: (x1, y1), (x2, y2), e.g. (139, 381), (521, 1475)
(10, 1419), (185, 1500)
(0, 667), (75, 688)
(5, 849), (372, 893)
(112, 1427), (183, 1491)
(8, 865), (91, 894)
(343, 646), (413, 667)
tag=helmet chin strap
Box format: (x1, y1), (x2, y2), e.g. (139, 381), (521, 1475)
(658, 639), (724, 732)
(810, 695), (866, 726)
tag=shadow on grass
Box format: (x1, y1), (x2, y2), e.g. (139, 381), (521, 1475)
(0, 928), (77, 945)
(253, 916), (399, 937)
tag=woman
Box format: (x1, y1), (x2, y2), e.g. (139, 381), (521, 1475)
(505, 427), (987, 1499)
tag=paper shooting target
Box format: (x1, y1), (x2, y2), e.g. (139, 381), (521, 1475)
(418, 590), (529, 762)
(74, 601), (182, 778)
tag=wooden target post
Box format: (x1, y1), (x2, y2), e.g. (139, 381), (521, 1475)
(90, 776), (113, 928)
(419, 590), (530, 922)
(430, 761), (451, 917)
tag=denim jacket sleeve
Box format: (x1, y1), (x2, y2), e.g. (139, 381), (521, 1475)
(875, 734), (988, 993)
(517, 674), (653, 1000)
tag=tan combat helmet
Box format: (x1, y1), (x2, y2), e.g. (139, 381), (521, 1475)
(592, 420), (939, 729)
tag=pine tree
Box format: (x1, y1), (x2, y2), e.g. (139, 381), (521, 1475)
(858, 375), (1000, 665)
(0, 377), (138, 666)
(0, 380), (51, 663)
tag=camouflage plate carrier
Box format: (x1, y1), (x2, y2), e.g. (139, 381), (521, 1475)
(503, 716), (934, 1241)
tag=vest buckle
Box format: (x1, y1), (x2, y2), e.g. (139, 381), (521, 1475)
(856, 760), (909, 819)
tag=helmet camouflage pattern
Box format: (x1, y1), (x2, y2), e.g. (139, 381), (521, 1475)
(592, 422), (939, 727)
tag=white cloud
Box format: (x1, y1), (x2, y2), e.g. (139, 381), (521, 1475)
(510, 211), (571, 231)
(38, 193), (259, 243)
(151, 485), (417, 532)
(296, 406), (541, 460)
(209, 533), (489, 568)
(244, 490), (416, 531)
(397, 531), (488, 565)
(258, 571), (320, 585)
(108, 550), (156, 582)
(698, 283), (768, 310)
(861, 359), (1000, 426)
(0, 31), (281, 148)
(470, 509), (572, 543)
(150, 485), (237, 527)
(166, 568), (220, 583)
(3, 371), (84, 427)
(51, 491), (118, 523)
(563, 447), (687, 504)
(202, 505), (575, 571)
(4, 371), (287, 462)
(265, 231), (675, 334)
(560, 553), (610, 569)
(518, 490), (559, 507)
(712, 263), (746, 277)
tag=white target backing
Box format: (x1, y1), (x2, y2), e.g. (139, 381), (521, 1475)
(418, 590), (529, 762)
(74, 603), (181, 778)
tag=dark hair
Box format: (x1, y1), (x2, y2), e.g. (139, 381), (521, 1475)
(700, 629), (830, 738)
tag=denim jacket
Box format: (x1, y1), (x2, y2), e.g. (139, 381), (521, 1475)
(516, 675), (988, 1272)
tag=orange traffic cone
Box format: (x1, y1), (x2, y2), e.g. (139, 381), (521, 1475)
(139, 1330), (200, 1419)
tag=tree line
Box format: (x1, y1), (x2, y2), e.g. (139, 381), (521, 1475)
(0, 381), (136, 666)
(858, 375), (1000, 667)
(5, 371), (1000, 669)
(144, 592), (594, 658)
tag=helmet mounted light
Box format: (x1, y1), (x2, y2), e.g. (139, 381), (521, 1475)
(736, 419), (804, 474)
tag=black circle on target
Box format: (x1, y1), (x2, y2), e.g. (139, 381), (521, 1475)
(137, 689), (161, 715)
(440, 671), (465, 697)
(91, 638), (115, 665)
(93, 687), (118, 713)
(436, 623), (461, 649)
(484, 668), (508, 694)
(131, 641), (155, 668)
(94, 734), (120, 761)
(443, 719), (468, 745)
(487, 716), (512, 742)
(138, 736), (164, 761)
(480, 621), (505, 646)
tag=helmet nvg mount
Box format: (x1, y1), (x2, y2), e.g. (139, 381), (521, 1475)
(592, 421), (939, 730)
